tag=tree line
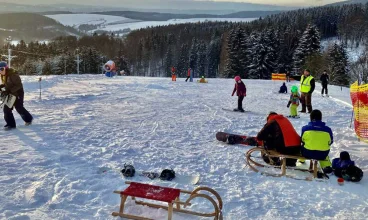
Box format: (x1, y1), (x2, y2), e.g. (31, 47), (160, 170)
(3, 3), (368, 86)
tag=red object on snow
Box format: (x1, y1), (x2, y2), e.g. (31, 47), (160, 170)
(337, 178), (344, 185)
(121, 182), (180, 203)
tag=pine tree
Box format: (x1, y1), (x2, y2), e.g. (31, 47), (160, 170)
(328, 43), (349, 85)
(176, 43), (189, 77)
(164, 46), (173, 77)
(196, 42), (207, 77)
(225, 29), (240, 78)
(293, 24), (321, 71)
(42, 59), (53, 75)
(189, 38), (198, 77)
(206, 36), (221, 78)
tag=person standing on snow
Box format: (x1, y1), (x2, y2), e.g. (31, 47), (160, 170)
(231, 76), (246, 112)
(320, 70), (329, 97)
(185, 68), (191, 82)
(287, 86), (301, 118)
(0, 61), (33, 130)
(300, 69), (315, 113)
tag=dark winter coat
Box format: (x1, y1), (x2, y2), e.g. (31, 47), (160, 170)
(232, 81), (246, 96)
(1, 68), (24, 96)
(320, 74), (329, 85)
(279, 83), (287, 93)
(256, 114), (301, 154)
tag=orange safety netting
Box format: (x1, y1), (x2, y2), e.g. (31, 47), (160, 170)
(350, 81), (368, 141)
(271, 73), (286, 80)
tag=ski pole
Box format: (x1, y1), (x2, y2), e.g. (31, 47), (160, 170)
(39, 77), (42, 100)
(350, 110), (354, 128)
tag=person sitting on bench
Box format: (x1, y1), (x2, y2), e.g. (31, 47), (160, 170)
(256, 112), (301, 166)
(301, 109), (333, 172)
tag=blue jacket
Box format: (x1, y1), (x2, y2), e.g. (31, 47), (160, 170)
(301, 120), (333, 160)
(332, 158), (355, 169)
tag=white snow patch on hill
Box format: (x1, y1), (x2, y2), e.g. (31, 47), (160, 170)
(0, 75), (367, 219)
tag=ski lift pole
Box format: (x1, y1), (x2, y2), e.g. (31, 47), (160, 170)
(38, 77), (42, 100)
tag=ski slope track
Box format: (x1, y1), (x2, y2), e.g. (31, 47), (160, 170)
(0, 75), (367, 220)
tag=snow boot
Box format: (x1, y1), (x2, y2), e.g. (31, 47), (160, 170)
(4, 125), (16, 131)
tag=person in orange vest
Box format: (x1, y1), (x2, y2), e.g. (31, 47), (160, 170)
(185, 68), (191, 82)
(171, 66), (176, 81)
(256, 112), (301, 166)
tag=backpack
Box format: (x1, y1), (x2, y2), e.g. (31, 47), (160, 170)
(121, 164), (135, 177)
(334, 165), (363, 182)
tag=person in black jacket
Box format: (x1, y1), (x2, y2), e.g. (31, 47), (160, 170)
(320, 70), (329, 97)
(278, 82), (287, 93)
(0, 61), (33, 130)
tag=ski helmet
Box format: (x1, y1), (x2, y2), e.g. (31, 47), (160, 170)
(121, 164), (135, 177)
(291, 86), (298, 93)
(234, 76), (241, 81)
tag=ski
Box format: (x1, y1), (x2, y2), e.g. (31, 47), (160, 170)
(222, 108), (249, 113)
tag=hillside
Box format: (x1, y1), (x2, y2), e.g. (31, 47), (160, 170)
(94, 10), (283, 21)
(0, 13), (81, 42)
(326, 0), (368, 6)
(0, 75), (366, 219)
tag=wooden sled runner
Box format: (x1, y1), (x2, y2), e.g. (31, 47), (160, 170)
(112, 181), (223, 220)
(245, 147), (321, 181)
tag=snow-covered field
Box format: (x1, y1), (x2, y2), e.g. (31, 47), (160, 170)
(46, 14), (256, 33)
(0, 75), (367, 220)
(46, 14), (138, 28)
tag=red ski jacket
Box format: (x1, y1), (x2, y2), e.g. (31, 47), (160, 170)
(232, 81), (246, 96)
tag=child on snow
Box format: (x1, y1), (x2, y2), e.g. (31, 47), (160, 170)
(287, 85), (300, 118)
(231, 76), (246, 112)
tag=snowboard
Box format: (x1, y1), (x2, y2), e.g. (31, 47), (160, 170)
(97, 167), (200, 185)
(0, 94), (16, 109)
(216, 131), (262, 146)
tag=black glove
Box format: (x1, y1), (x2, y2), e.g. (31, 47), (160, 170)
(287, 102), (290, 108)
(0, 84), (5, 89)
(1, 89), (9, 97)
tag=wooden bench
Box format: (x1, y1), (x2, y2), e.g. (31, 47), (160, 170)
(112, 181), (223, 220)
(245, 147), (320, 180)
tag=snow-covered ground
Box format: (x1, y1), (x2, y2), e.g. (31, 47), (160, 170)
(97, 18), (256, 32)
(46, 14), (257, 33)
(0, 75), (367, 220)
(46, 14), (138, 28)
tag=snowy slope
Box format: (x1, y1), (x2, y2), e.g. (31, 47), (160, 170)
(0, 76), (367, 220)
(46, 14), (138, 28)
(46, 14), (256, 33)
(98, 18), (257, 32)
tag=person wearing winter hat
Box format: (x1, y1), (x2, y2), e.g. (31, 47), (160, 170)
(287, 86), (301, 118)
(301, 109), (333, 170)
(231, 76), (246, 112)
(256, 112), (301, 166)
(0, 61), (33, 130)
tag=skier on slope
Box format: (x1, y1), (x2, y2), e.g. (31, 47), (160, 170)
(0, 61), (33, 130)
(185, 68), (191, 82)
(231, 76), (246, 112)
(320, 70), (329, 97)
(256, 112), (301, 166)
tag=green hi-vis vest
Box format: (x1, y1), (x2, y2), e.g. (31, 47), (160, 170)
(300, 75), (314, 93)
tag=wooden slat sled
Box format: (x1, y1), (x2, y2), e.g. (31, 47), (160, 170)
(245, 147), (322, 181)
(112, 181), (223, 220)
